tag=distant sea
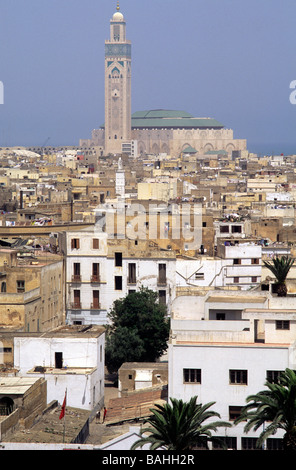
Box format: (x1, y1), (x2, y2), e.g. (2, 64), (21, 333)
(248, 142), (296, 157)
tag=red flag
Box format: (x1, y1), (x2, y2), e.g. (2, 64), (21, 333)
(59, 391), (67, 420)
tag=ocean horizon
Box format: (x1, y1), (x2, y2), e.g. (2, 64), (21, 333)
(248, 142), (296, 157)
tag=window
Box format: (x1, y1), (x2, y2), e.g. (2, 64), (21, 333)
(195, 272), (204, 280)
(229, 406), (243, 421)
(73, 289), (81, 308)
(220, 225), (229, 233)
(229, 370), (248, 385)
(266, 438), (284, 451)
(266, 370), (284, 384)
(0, 347), (12, 354)
(17, 280), (25, 293)
(93, 238), (99, 249)
(251, 276), (257, 283)
(233, 259), (241, 265)
(212, 436), (237, 450)
(216, 313), (225, 320)
(71, 238), (80, 249)
(241, 438), (259, 450)
(1, 281), (6, 292)
(231, 225), (242, 233)
(158, 264), (166, 285)
(158, 290), (166, 305)
(115, 276), (122, 290)
(183, 368), (201, 384)
(91, 263), (100, 282)
(128, 263), (136, 284)
(233, 277), (239, 283)
(276, 320), (290, 330)
(92, 290), (100, 309)
(115, 252), (122, 267)
(55, 352), (63, 369)
(251, 258), (259, 264)
(202, 222), (207, 227)
(73, 263), (81, 281)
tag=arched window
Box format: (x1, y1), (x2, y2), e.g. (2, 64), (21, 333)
(0, 397), (14, 416)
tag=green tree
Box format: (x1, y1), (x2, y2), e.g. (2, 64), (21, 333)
(131, 395), (231, 451)
(105, 288), (170, 373)
(263, 255), (294, 297)
(235, 368), (296, 450)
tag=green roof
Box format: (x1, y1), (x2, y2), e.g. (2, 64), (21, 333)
(182, 145), (198, 154)
(131, 110), (224, 129)
(132, 109), (194, 119)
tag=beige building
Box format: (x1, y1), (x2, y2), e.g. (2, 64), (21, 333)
(0, 249), (65, 332)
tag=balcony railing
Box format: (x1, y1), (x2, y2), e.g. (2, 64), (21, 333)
(90, 275), (101, 283)
(72, 274), (81, 282)
(90, 303), (101, 310)
(70, 302), (81, 309)
(157, 279), (167, 286)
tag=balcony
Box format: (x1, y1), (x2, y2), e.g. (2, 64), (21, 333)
(157, 279), (167, 286)
(90, 275), (101, 283)
(90, 303), (101, 310)
(72, 275), (81, 283)
(70, 302), (81, 309)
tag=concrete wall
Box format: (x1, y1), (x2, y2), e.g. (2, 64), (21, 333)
(168, 342), (288, 449)
(13, 333), (105, 411)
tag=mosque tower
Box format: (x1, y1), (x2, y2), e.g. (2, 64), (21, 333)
(104, 2), (132, 155)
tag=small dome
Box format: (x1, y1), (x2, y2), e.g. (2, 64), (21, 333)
(112, 11), (124, 21)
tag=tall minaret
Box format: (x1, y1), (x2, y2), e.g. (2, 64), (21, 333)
(104, 3), (131, 155)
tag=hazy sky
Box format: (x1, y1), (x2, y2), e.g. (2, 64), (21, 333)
(1, 0), (296, 154)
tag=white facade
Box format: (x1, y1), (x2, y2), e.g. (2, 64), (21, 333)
(13, 326), (105, 411)
(168, 290), (296, 450)
(59, 228), (176, 326)
(176, 242), (262, 290)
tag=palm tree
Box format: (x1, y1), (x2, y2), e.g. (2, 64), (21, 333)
(235, 368), (296, 450)
(263, 255), (294, 296)
(131, 395), (231, 451)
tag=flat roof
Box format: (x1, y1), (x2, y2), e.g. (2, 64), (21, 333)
(0, 325), (105, 339)
(0, 376), (41, 395)
(207, 295), (267, 303)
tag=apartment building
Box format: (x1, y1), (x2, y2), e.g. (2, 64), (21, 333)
(176, 240), (262, 290)
(59, 228), (176, 326)
(0, 248), (65, 332)
(168, 290), (296, 450)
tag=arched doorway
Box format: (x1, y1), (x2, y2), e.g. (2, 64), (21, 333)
(0, 396), (14, 415)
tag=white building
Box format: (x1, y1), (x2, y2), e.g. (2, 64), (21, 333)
(176, 241), (262, 290)
(58, 227), (176, 326)
(13, 325), (105, 412)
(168, 290), (296, 450)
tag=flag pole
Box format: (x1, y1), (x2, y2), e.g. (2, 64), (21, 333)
(59, 388), (67, 443)
(63, 388), (67, 443)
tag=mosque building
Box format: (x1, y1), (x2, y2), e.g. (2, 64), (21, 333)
(80, 3), (247, 158)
